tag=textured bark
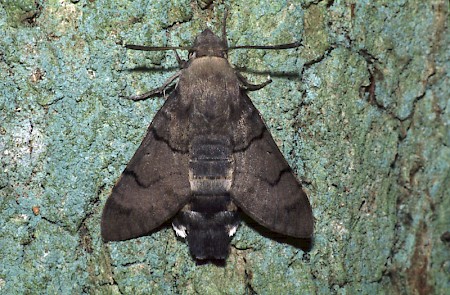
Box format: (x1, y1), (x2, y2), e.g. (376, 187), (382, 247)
(0, 0), (448, 294)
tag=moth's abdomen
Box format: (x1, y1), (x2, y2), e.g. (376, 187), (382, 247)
(172, 136), (239, 260)
(189, 136), (233, 194)
(173, 196), (239, 260)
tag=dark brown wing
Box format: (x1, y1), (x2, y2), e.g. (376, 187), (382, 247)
(101, 93), (191, 241)
(229, 93), (314, 238)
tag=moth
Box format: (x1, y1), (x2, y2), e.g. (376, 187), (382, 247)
(101, 15), (314, 260)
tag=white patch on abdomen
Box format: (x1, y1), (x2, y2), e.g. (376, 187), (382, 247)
(228, 225), (238, 237)
(172, 223), (187, 238)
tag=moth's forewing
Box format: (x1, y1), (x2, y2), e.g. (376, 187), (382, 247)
(228, 93), (313, 238)
(101, 95), (191, 241)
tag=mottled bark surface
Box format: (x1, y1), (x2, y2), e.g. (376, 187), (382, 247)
(0, 0), (448, 294)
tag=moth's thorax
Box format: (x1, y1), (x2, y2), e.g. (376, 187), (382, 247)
(185, 56), (235, 76)
(179, 57), (240, 126)
(180, 57), (239, 93)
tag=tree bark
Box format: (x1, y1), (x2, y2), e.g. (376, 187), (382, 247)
(0, 0), (448, 294)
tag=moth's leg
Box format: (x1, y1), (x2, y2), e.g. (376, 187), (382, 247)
(236, 71), (272, 91)
(127, 71), (181, 101)
(221, 9), (229, 48)
(173, 50), (187, 69)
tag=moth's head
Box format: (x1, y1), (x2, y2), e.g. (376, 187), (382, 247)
(189, 29), (227, 59)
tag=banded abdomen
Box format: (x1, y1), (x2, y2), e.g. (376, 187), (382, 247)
(172, 135), (239, 260)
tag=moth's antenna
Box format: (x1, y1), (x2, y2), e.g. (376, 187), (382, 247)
(229, 41), (302, 51)
(222, 8), (229, 50)
(125, 45), (190, 51)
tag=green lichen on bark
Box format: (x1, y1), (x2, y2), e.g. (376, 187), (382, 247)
(0, 0), (448, 294)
